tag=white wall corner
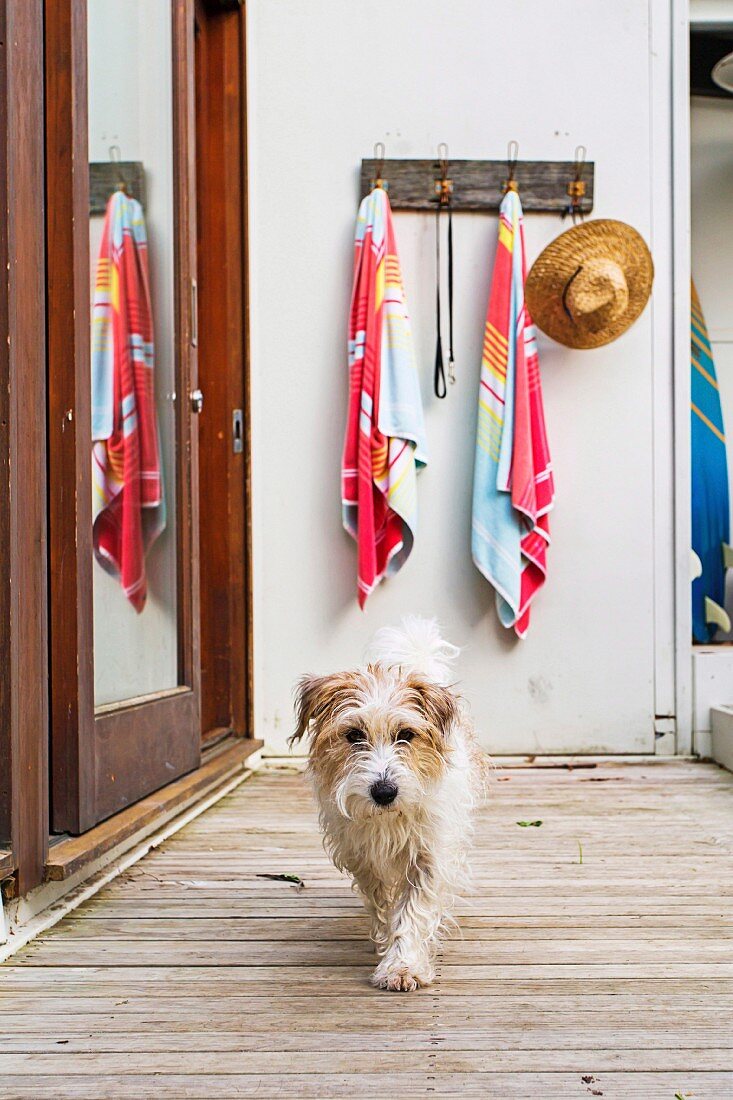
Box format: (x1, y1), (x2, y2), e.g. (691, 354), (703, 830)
(711, 705), (733, 772)
(692, 648), (733, 756)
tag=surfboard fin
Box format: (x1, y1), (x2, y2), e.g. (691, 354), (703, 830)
(691, 549), (703, 580)
(705, 596), (731, 635)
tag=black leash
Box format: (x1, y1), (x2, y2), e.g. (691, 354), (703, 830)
(434, 201), (447, 398)
(434, 163), (455, 399)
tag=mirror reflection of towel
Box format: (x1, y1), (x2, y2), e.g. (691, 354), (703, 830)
(91, 190), (166, 613)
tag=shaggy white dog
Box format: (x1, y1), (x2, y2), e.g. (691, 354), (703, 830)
(291, 617), (488, 992)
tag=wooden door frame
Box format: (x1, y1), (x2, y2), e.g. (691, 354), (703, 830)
(0, 0), (49, 894)
(47, 0), (202, 835)
(194, 0), (252, 742)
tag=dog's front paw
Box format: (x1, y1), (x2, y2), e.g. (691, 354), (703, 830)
(371, 961), (433, 993)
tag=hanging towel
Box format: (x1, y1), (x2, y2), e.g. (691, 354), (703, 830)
(472, 190), (554, 638)
(691, 281), (730, 642)
(91, 190), (165, 613)
(342, 186), (428, 608)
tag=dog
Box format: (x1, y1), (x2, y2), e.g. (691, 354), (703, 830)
(290, 616), (488, 992)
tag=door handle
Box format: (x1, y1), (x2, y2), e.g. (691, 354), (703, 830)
(232, 409), (243, 453)
(190, 278), (198, 348)
(190, 388), (204, 414)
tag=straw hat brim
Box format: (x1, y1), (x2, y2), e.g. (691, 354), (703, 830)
(525, 219), (654, 350)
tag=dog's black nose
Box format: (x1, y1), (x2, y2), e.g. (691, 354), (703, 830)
(370, 779), (398, 806)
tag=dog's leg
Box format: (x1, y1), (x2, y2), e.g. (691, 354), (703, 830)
(352, 868), (390, 953)
(371, 854), (442, 992)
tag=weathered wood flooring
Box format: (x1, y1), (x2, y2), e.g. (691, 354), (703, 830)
(2, 760), (733, 1098)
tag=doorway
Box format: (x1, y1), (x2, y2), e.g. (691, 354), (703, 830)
(194, 0), (251, 747)
(45, 0), (251, 838)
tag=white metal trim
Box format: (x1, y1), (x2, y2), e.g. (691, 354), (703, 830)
(672, 0), (694, 752)
(650, 0), (678, 748)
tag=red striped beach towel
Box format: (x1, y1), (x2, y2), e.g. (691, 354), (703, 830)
(342, 187), (427, 608)
(91, 191), (165, 613)
(472, 189), (554, 637)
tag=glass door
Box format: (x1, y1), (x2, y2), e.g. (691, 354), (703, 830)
(47, 0), (201, 834)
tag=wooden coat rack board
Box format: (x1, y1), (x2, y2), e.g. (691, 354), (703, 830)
(89, 161), (146, 215)
(359, 159), (595, 214)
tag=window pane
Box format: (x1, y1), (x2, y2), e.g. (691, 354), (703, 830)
(88, 0), (178, 706)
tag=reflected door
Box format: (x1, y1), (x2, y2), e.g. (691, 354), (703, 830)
(47, 0), (201, 834)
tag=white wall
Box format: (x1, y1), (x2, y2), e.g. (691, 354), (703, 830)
(691, 96), (733, 643)
(88, 0), (178, 705)
(247, 0), (673, 755)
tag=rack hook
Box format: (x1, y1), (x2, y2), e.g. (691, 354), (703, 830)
(503, 140), (519, 194)
(434, 142), (453, 205)
(109, 144), (128, 195)
(437, 142), (449, 177)
(563, 144), (588, 221)
(372, 141), (387, 190)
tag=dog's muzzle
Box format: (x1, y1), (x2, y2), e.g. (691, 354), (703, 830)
(370, 779), (398, 806)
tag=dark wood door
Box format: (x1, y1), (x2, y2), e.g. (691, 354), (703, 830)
(46, 0), (202, 835)
(194, 0), (250, 744)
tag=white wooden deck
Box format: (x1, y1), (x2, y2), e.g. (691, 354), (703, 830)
(2, 760), (733, 1098)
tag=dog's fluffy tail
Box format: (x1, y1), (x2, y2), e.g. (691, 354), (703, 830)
(364, 615), (460, 686)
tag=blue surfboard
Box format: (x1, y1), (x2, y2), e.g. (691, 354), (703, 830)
(691, 282), (730, 643)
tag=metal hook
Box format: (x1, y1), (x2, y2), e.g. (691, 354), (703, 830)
(564, 144), (588, 222)
(503, 140), (519, 193)
(372, 141), (387, 189)
(573, 144), (587, 178)
(434, 142), (453, 204)
(109, 144), (128, 194)
(437, 142), (449, 179)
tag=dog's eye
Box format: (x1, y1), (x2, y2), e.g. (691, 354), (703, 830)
(395, 729), (416, 744)
(344, 728), (364, 745)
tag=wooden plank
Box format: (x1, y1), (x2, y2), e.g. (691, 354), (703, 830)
(5, 974), (733, 998)
(6, 972), (733, 997)
(45, 738), (262, 880)
(0, 849), (13, 877)
(70, 904), (733, 922)
(360, 158), (595, 213)
(46, 916), (733, 940)
(16, 939), (733, 967)
(0, 1072), (731, 1100)
(3, 1017), (732, 1043)
(2, 1049), (733, 1073)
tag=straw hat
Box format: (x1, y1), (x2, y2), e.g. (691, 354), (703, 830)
(525, 220), (654, 349)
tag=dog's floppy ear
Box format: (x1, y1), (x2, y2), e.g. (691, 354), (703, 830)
(290, 674), (335, 747)
(408, 674), (460, 740)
